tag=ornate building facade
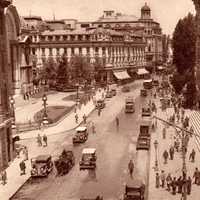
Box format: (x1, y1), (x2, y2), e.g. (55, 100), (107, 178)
(0, 0), (18, 171)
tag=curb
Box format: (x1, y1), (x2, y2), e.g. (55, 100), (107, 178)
(8, 176), (31, 200)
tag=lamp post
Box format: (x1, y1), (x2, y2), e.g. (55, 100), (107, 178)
(75, 83), (79, 106)
(10, 96), (15, 126)
(42, 93), (48, 125)
(154, 140), (159, 171)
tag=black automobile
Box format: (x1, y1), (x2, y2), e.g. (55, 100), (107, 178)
(136, 137), (150, 151)
(54, 150), (75, 176)
(111, 89), (117, 96)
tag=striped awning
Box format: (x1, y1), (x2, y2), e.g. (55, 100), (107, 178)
(189, 111), (200, 150)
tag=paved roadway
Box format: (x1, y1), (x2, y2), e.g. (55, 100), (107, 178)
(11, 81), (150, 200)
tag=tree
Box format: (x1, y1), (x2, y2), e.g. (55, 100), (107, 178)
(172, 13), (196, 74)
(41, 57), (57, 85)
(56, 54), (68, 85)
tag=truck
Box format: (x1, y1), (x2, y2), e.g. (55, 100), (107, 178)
(125, 97), (135, 113)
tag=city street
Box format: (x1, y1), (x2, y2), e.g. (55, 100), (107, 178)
(11, 81), (149, 200)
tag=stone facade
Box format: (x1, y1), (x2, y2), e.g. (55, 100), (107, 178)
(0, 0), (16, 172)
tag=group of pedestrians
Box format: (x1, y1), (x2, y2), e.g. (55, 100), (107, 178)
(156, 170), (192, 196)
(37, 133), (48, 147)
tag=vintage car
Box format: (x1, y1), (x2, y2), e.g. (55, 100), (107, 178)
(141, 107), (151, 117)
(136, 136), (150, 151)
(79, 148), (97, 170)
(122, 86), (130, 93)
(152, 79), (159, 87)
(139, 120), (151, 138)
(31, 154), (53, 177)
(96, 99), (105, 109)
(143, 79), (153, 90)
(125, 97), (135, 113)
(111, 89), (117, 96)
(105, 91), (113, 98)
(124, 179), (145, 200)
(140, 89), (147, 97)
(54, 149), (75, 176)
(73, 126), (88, 144)
(160, 98), (170, 109)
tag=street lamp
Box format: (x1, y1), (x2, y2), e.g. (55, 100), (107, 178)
(154, 140), (159, 171)
(10, 96), (15, 126)
(75, 83), (80, 106)
(42, 93), (48, 125)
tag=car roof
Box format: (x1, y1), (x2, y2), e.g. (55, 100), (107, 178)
(82, 148), (96, 154)
(144, 79), (152, 83)
(35, 154), (51, 161)
(76, 126), (87, 132)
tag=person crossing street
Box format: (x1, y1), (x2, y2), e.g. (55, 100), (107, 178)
(128, 159), (134, 178)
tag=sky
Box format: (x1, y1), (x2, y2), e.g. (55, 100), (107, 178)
(13, 0), (196, 35)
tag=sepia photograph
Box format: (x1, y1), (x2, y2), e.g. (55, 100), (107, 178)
(0, 0), (200, 199)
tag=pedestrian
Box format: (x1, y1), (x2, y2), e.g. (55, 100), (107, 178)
(169, 146), (175, 160)
(22, 146), (29, 161)
(166, 173), (172, 191)
(128, 159), (134, 178)
(189, 149), (196, 162)
(43, 134), (47, 147)
(116, 117), (119, 128)
(98, 108), (101, 116)
(186, 176), (192, 195)
(174, 139), (180, 152)
(75, 113), (78, 123)
(177, 176), (183, 193)
(1, 170), (7, 185)
(162, 127), (166, 139)
(92, 122), (96, 134)
(37, 133), (42, 146)
(189, 126), (194, 137)
(193, 167), (200, 184)
(19, 160), (26, 175)
(163, 150), (169, 164)
(171, 177), (177, 195)
(160, 170), (166, 188)
(155, 172), (160, 188)
(83, 114), (87, 124)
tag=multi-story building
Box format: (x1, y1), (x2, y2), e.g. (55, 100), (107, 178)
(93, 3), (163, 66)
(0, 0), (19, 171)
(19, 3), (162, 93)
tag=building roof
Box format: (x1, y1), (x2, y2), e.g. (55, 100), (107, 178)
(23, 16), (43, 21)
(97, 13), (138, 23)
(45, 20), (65, 24)
(141, 3), (151, 11)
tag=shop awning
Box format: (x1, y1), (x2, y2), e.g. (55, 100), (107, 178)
(113, 70), (131, 80)
(137, 68), (149, 75)
(189, 111), (200, 148)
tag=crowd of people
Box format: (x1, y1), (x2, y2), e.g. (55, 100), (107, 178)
(151, 74), (200, 198)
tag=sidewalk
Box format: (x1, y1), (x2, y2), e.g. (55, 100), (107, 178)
(148, 97), (200, 200)
(0, 89), (104, 200)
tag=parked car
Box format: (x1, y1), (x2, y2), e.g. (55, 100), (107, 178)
(31, 154), (53, 177)
(124, 179), (145, 200)
(73, 126), (88, 144)
(106, 91), (113, 98)
(122, 86), (130, 93)
(54, 149), (75, 176)
(152, 79), (159, 87)
(79, 148), (97, 170)
(139, 120), (151, 139)
(141, 107), (151, 117)
(111, 89), (117, 96)
(136, 136), (150, 151)
(143, 79), (152, 89)
(140, 89), (147, 97)
(96, 99), (105, 109)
